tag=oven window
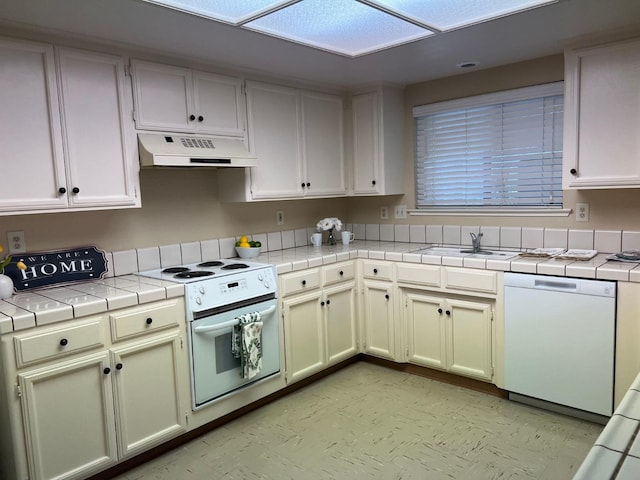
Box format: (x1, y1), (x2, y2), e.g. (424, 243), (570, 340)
(214, 332), (241, 374)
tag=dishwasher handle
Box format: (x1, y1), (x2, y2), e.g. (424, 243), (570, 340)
(533, 279), (578, 291)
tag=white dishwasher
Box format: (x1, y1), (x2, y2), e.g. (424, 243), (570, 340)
(504, 273), (616, 417)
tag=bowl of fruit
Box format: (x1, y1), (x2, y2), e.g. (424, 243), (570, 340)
(235, 236), (262, 259)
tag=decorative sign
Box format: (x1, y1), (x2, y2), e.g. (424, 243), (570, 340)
(4, 246), (108, 291)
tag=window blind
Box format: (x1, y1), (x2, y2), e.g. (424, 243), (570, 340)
(413, 83), (564, 209)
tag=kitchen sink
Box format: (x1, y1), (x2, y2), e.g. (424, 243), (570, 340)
(414, 246), (518, 259)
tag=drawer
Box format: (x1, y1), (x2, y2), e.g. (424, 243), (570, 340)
(396, 263), (441, 287)
(280, 268), (321, 297)
(361, 260), (393, 281)
(444, 267), (497, 294)
(14, 317), (105, 368)
(110, 298), (182, 342)
(322, 262), (355, 286)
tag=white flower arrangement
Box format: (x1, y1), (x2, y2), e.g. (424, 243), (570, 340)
(316, 217), (343, 232)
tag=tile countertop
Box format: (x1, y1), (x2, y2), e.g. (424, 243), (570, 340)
(1, 241), (640, 333)
(574, 372), (640, 480)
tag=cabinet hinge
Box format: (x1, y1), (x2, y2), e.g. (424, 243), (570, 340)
(180, 337), (184, 350)
(490, 310), (494, 322)
(131, 109), (136, 122)
(124, 64), (131, 77)
(185, 411), (189, 424)
(491, 366), (495, 378)
(15, 384), (22, 398)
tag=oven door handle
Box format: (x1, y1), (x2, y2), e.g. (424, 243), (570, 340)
(193, 305), (277, 334)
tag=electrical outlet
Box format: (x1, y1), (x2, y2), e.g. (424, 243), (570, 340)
(380, 206), (389, 220)
(394, 204), (407, 219)
(276, 210), (285, 225)
(7, 231), (26, 254)
(575, 203), (589, 222)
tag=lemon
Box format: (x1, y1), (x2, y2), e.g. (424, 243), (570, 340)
(239, 235), (249, 244)
(239, 242), (251, 248)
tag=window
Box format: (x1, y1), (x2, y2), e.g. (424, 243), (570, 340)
(413, 83), (564, 210)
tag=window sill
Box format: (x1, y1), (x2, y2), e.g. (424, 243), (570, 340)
(409, 208), (572, 217)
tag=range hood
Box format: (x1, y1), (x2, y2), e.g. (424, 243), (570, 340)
(138, 133), (256, 167)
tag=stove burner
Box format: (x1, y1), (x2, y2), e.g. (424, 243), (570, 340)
(221, 263), (250, 270)
(197, 261), (224, 267)
(162, 267), (190, 274)
(174, 270), (215, 279)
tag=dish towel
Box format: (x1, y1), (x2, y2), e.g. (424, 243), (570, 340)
(232, 312), (263, 380)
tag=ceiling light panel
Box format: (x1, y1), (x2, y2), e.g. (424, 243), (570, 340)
(142, 0), (294, 25)
(364, 0), (558, 31)
(243, 0), (432, 57)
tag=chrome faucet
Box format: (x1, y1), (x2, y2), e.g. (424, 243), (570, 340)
(470, 232), (483, 253)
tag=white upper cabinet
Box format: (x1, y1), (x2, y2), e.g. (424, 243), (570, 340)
(0, 38), (140, 215)
(351, 88), (404, 196)
(130, 59), (245, 136)
(218, 81), (346, 201)
(563, 38), (640, 189)
(57, 48), (139, 209)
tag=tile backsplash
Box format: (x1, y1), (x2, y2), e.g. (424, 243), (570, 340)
(108, 224), (640, 277)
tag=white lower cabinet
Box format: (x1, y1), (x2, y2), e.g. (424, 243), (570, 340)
(403, 290), (494, 382)
(361, 279), (395, 361)
(281, 263), (358, 383)
(1, 299), (188, 480)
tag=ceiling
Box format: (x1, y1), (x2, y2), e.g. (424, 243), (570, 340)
(1, 0), (640, 90)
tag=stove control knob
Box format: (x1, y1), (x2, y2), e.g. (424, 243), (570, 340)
(196, 297), (202, 305)
(264, 281), (270, 288)
(199, 286), (205, 294)
(258, 274), (263, 281)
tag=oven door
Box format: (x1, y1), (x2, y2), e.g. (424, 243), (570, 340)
(189, 298), (280, 409)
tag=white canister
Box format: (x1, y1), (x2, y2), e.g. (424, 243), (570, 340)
(341, 231), (355, 245)
(0, 274), (14, 299)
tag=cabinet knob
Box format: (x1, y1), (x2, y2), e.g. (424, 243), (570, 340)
(339, 270), (344, 276)
(198, 115), (204, 122)
(146, 317), (153, 325)
(72, 187), (80, 194)
(59, 338), (68, 346)
(58, 187), (67, 194)
(306, 182), (310, 187)
(373, 268), (378, 274)
(301, 183), (306, 188)
(116, 363), (123, 370)
(385, 294), (390, 300)
(189, 114), (196, 121)
(445, 310), (451, 316)
(570, 168), (577, 175)
(437, 308), (443, 314)
(326, 299), (331, 305)
(372, 180), (376, 186)
(103, 367), (111, 375)
(301, 280), (306, 286)
(321, 301), (325, 306)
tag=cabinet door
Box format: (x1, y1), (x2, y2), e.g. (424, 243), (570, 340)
(362, 280), (395, 360)
(131, 60), (194, 132)
(446, 298), (493, 381)
(194, 71), (245, 136)
(246, 82), (303, 198)
(301, 92), (346, 196)
(0, 38), (67, 212)
(564, 39), (640, 188)
(352, 92), (379, 194)
(57, 48), (139, 208)
(19, 353), (117, 480)
(282, 291), (325, 383)
(111, 331), (186, 459)
(404, 291), (446, 370)
(324, 282), (357, 365)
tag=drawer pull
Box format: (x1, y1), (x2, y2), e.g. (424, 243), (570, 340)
(145, 317), (153, 325)
(373, 268), (378, 274)
(321, 301), (325, 306)
(326, 299), (331, 305)
(385, 294), (390, 300)
(116, 363), (123, 370)
(339, 270), (344, 276)
(437, 308), (443, 314)
(445, 310), (451, 316)
(59, 338), (68, 347)
(103, 367), (111, 375)
(301, 280), (306, 286)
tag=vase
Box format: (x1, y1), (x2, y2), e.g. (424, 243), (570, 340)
(327, 228), (336, 246)
(0, 274), (14, 299)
